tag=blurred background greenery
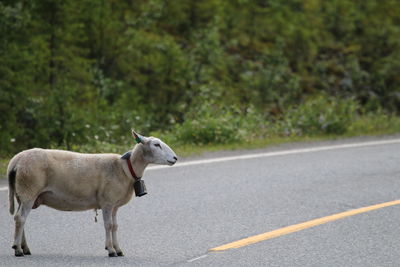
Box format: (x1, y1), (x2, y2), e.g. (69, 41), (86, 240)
(1, 0), (400, 158)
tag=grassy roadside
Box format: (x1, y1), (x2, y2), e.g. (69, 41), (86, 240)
(172, 111), (400, 157)
(2, 95), (400, 182)
(174, 130), (400, 158)
(1, 159), (8, 180)
(1, 120), (399, 180)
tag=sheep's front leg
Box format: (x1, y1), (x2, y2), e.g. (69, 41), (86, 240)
(102, 206), (117, 257)
(112, 208), (123, 256)
(21, 230), (31, 255)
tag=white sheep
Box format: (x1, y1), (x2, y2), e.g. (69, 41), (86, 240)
(7, 130), (177, 257)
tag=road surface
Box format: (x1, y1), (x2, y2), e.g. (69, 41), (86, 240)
(1, 135), (400, 266)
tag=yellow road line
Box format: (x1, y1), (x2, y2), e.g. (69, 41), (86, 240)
(210, 199), (400, 252)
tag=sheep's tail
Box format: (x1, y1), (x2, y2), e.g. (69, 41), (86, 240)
(7, 153), (23, 215)
(8, 168), (16, 215)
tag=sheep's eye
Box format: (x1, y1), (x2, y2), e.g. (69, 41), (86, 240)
(154, 143), (162, 149)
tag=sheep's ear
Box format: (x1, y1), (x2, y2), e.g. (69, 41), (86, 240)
(131, 129), (148, 144)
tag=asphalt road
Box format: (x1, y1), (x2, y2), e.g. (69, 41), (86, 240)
(1, 136), (400, 266)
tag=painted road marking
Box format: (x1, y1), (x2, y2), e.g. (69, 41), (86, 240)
(187, 254), (208, 263)
(1, 138), (400, 192)
(209, 199), (400, 251)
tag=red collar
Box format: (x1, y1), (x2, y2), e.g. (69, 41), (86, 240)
(125, 157), (140, 180)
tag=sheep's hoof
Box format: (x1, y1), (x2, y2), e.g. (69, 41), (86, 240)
(15, 250), (24, 257)
(22, 246), (31, 255)
(108, 252), (118, 257)
(117, 251), (124, 257)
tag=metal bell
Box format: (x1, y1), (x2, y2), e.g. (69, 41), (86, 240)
(134, 179), (147, 197)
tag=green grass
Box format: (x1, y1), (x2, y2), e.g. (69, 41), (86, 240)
(174, 130), (399, 158)
(1, 158), (9, 180)
(173, 112), (400, 157)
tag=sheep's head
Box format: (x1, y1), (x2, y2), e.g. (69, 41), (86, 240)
(132, 130), (178, 166)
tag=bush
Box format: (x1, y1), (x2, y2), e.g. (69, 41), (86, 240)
(173, 112), (242, 145)
(348, 109), (400, 135)
(171, 87), (244, 145)
(283, 95), (359, 136)
(168, 83), (269, 146)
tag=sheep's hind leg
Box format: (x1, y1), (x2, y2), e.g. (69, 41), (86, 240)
(12, 201), (34, 257)
(112, 208), (124, 256)
(102, 206), (117, 257)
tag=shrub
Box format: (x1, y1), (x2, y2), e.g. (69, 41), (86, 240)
(283, 95), (359, 136)
(173, 110), (243, 145)
(348, 109), (400, 135)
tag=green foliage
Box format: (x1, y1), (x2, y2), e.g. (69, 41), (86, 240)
(173, 112), (241, 145)
(0, 0), (400, 155)
(348, 110), (400, 136)
(283, 95), (359, 136)
(170, 84), (241, 145)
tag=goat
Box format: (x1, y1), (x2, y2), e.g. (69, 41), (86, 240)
(7, 130), (177, 257)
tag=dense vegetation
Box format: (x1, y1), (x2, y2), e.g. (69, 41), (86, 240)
(1, 0), (400, 156)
